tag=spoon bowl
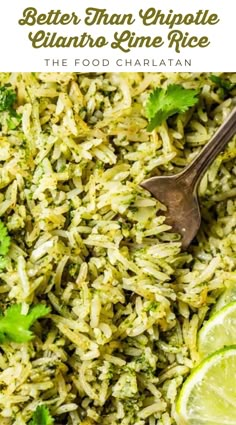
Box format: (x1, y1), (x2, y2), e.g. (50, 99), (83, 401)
(140, 175), (201, 249)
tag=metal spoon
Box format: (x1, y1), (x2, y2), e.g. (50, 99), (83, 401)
(140, 107), (236, 249)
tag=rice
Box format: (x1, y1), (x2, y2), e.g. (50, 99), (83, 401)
(0, 72), (235, 424)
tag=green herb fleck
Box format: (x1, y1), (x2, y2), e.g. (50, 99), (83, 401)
(144, 301), (159, 312)
(210, 74), (236, 98)
(0, 220), (10, 271)
(0, 85), (21, 129)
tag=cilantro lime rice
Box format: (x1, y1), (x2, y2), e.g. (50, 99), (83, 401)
(0, 72), (235, 425)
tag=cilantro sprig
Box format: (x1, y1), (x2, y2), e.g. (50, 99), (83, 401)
(145, 84), (199, 132)
(0, 220), (10, 271)
(0, 304), (50, 344)
(29, 405), (54, 425)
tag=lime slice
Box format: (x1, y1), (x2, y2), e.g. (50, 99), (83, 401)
(198, 301), (236, 359)
(176, 346), (236, 425)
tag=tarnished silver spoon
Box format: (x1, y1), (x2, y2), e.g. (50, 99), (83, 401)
(140, 107), (236, 249)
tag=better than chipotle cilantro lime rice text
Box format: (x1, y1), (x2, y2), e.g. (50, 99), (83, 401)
(0, 72), (235, 425)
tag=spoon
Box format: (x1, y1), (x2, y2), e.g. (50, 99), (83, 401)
(140, 107), (236, 249)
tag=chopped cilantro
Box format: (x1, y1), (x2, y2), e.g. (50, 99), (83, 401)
(210, 74), (236, 98)
(144, 301), (159, 312)
(29, 405), (54, 425)
(146, 84), (199, 131)
(0, 84), (16, 112)
(0, 220), (10, 271)
(0, 84), (21, 129)
(0, 304), (50, 344)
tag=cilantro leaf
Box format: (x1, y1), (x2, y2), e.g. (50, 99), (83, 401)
(146, 84), (199, 132)
(29, 405), (54, 425)
(0, 304), (50, 344)
(0, 220), (10, 271)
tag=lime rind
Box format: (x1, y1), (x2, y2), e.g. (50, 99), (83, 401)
(176, 346), (236, 425)
(198, 301), (236, 358)
(214, 286), (236, 312)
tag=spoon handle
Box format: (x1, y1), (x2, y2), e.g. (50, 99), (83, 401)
(180, 106), (236, 188)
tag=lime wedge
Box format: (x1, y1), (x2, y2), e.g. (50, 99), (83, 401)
(176, 346), (236, 425)
(198, 301), (236, 359)
(214, 286), (236, 312)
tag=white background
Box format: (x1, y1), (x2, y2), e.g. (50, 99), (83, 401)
(0, 0), (234, 72)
